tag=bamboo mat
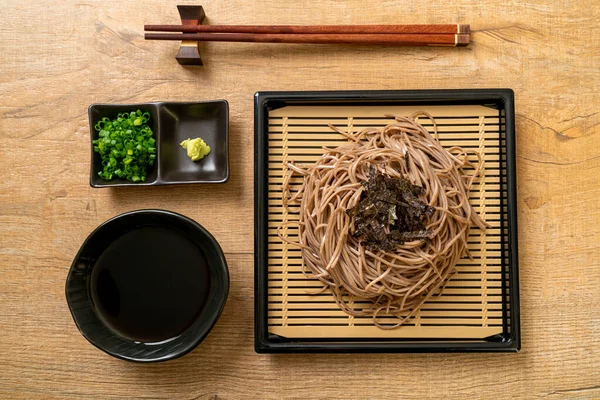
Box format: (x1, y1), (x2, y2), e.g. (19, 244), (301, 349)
(267, 104), (507, 339)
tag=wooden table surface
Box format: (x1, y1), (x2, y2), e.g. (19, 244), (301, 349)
(1, 0), (599, 399)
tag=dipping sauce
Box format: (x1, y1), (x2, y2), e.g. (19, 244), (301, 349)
(90, 226), (210, 342)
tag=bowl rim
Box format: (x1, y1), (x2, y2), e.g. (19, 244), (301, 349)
(65, 209), (229, 362)
(88, 100), (230, 188)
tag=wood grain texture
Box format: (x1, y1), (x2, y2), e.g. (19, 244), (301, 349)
(0, 0), (599, 399)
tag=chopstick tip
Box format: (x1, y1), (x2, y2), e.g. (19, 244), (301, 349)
(456, 34), (470, 46)
(458, 24), (470, 34)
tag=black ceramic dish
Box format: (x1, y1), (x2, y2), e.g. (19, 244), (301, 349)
(89, 101), (229, 187)
(65, 210), (229, 362)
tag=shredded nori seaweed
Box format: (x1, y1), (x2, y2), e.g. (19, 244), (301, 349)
(347, 168), (435, 252)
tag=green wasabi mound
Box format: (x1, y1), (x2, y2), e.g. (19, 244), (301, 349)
(180, 137), (211, 162)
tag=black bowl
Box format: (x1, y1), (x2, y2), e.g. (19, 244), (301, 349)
(65, 210), (229, 362)
(89, 101), (229, 188)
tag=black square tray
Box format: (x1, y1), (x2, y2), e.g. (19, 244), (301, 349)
(254, 89), (520, 353)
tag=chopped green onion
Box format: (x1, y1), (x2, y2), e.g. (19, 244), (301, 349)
(92, 110), (155, 182)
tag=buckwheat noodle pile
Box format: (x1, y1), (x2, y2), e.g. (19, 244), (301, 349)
(279, 112), (488, 329)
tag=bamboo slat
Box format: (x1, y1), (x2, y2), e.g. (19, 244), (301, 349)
(266, 104), (507, 339)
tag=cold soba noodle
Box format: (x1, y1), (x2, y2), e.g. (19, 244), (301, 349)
(279, 112), (488, 329)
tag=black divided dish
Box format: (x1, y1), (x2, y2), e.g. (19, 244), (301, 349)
(254, 89), (520, 353)
(65, 210), (229, 362)
(89, 101), (229, 187)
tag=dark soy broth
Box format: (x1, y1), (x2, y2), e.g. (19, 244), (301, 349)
(90, 226), (210, 342)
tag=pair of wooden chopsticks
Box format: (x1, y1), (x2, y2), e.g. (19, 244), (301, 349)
(144, 24), (470, 47)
